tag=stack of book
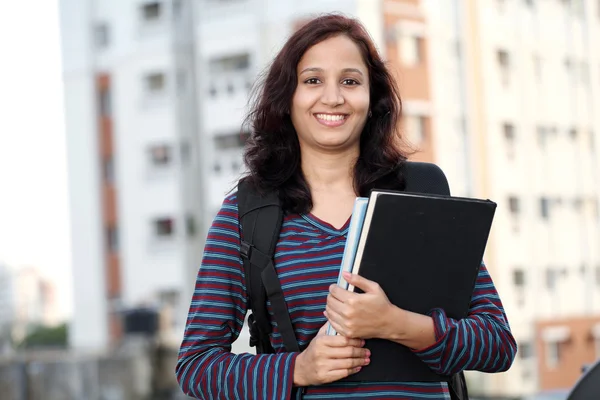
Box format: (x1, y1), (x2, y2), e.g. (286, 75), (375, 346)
(326, 189), (497, 382)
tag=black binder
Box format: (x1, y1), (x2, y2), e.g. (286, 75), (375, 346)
(343, 189), (496, 382)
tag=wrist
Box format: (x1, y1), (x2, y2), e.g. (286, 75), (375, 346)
(382, 304), (408, 342)
(292, 352), (308, 387)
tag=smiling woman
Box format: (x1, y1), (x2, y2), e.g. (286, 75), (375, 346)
(176, 13), (516, 400)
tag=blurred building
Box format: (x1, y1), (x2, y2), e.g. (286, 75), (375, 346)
(58, 0), (600, 397)
(58, 0), (387, 352)
(0, 264), (60, 346)
(421, 0), (600, 397)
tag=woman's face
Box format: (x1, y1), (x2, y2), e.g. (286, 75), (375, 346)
(291, 35), (370, 153)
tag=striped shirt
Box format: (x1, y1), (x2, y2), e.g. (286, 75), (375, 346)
(176, 193), (517, 399)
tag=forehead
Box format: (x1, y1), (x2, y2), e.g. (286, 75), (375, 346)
(297, 35), (368, 73)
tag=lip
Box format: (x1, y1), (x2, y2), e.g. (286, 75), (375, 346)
(313, 113), (349, 128)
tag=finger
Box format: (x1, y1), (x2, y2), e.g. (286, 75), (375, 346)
(324, 366), (363, 383)
(323, 334), (364, 348)
(325, 297), (346, 321)
(327, 345), (370, 360)
(324, 307), (346, 336)
(331, 357), (369, 370)
(317, 323), (329, 336)
(343, 272), (379, 293)
(327, 292), (348, 313)
(329, 284), (353, 302)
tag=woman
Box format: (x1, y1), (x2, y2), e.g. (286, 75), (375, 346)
(176, 14), (516, 399)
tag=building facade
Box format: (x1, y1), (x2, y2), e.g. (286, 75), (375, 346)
(59, 0), (600, 397)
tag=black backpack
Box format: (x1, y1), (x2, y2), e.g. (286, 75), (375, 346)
(237, 161), (469, 400)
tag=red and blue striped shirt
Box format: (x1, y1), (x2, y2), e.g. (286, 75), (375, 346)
(176, 193), (516, 399)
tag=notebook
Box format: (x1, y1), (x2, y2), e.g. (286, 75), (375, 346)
(326, 197), (368, 336)
(336, 189), (497, 382)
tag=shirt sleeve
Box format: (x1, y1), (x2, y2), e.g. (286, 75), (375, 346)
(175, 193), (299, 399)
(411, 262), (517, 375)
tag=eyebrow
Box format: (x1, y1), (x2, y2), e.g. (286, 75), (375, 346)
(299, 67), (365, 76)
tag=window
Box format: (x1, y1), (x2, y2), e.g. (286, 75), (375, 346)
(537, 126), (547, 148)
(144, 72), (166, 94)
(176, 70), (186, 93)
(209, 53), (250, 73)
(149, 145), (172, 166)
(141, 2), (162, 22)
(94, 23), (109, 49)
(186, 215), (196, 237)
(180, 141), (191, 164)
(503, 123), (515, 141)
(214, 132), (249, 150)
(405, 115), (427, 144)
(153, 218), (174, 237)
(564, 58), (573, 81)
(107, 226), (119, 252)
(508, 196), (520, 215)
(103, 157), (115, 183)
(546, 268), (556, 290)
(569, 128), (578, 140)
(513, 269), (525, 287)
(546, 342), (562, 369)
(540, 197), (550, 219)
(497, 49), (510, 86)
(503, 123), (515, 158)
(519, 342), (533, 359)
(400, 35), (423, 66)
(573, 197), (583, 212)
(99, 87), (111, 116)
(172, 0), (182, 18)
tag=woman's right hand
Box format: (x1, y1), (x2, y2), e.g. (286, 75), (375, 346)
(293, 324), (371, 386)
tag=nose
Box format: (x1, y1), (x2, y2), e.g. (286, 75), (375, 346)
(320, 81), (344, 107)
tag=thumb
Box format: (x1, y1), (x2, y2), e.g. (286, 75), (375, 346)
(343, 271), (379, 293)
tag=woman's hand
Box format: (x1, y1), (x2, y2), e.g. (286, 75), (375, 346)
(293, 324), (371, 386)
(325, 272), (395, 339)
(326, 272), (437, 350)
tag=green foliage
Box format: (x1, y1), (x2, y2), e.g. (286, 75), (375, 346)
(19, 323), (68, 349)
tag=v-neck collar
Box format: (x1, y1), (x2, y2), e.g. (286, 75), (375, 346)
(300, 213), (351, 237)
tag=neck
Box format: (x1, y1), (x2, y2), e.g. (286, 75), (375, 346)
(300, 146), (358, 193)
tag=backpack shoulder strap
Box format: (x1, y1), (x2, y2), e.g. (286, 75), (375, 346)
(236, 179), (300, 354)
(402, 161), (451, 196)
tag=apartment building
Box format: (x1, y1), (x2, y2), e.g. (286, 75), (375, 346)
(59, 0), (391, 352)
(423, 0), (600, 397)
(59, 0), (600, 397)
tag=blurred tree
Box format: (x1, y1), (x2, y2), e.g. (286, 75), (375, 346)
(18, 323), (67, 349)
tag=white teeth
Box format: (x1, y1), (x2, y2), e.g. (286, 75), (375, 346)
(316, 114), (346, 122)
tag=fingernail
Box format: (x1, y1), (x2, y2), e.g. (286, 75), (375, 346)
(365, 358), (370, 364)
(366, 350), (371, 357)
(343, 271), (351, 279)
(361, 340), (366, 346)
(355, 367), (362, 372)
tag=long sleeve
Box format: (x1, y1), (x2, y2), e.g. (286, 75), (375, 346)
(412, 262), (517, 375)
(175, 194), (299, 399)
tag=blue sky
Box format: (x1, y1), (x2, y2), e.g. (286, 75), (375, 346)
(0, 1), (72, 319)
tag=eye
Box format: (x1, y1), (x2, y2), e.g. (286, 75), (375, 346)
(342, 79), (360, 86)
(304, 78), (321, 84)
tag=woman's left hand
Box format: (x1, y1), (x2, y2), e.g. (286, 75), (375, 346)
(325, 271), (396, 339)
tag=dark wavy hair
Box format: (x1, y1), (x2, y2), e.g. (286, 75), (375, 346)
(242, 14), (409, 214)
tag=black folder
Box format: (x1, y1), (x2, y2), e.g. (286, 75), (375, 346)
(342, 189), (496, 382)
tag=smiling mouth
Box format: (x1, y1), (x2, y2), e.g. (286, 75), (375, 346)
(314, 113), (349, 127)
